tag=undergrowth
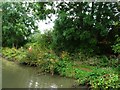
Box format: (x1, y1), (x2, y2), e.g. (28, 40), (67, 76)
(2, 46), (120, 89)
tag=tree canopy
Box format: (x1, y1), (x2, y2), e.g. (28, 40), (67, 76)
(2, 2), (51, 47)
(1, 2), (120, 54)
(51, 2), (120, 54)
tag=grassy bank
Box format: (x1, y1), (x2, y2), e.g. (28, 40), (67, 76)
(2, 47), (120, 89)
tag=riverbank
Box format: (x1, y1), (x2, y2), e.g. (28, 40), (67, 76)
(2, 47), (120, 89)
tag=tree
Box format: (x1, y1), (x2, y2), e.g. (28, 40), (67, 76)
(2, 2), (51, 48)
(2, 2), (38, 47)
(51, 2), (120, 54)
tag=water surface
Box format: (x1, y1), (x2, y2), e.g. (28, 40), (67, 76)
(2, 58), (74, 88)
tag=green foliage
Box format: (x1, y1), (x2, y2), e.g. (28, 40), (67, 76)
(72, 52), (91, 61)
(74, 54), (119, 68)
(56, 58), (73, 77)
(90, 74), (120, 89)
(22, 43), (59, 74)
(28, 30), (53, 49)
(41, 30), (53, 49)
(97, 56), (119, 67)
(2, 47), (119, 89)
(51, 2), (119, 54)
(2, 2), (119, 86)
(41, 51), (59, 74)
(2, 2), (38, 47)
(25, 48), (39, 65)
(74, 68), (91, 79)
(60, 51), (71, 61)
(23, 43), (47, 66)
(112, 36), (120, 54)
(2, 2), (52, 48)
(77, 68), (120, 89)
(2, 47), (26, 62)
(97, 55), (109, 67)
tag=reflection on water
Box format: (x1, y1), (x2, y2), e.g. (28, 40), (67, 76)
(2, 58), (74, 88)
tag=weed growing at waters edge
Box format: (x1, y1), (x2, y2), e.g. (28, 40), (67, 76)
(2, 47), (120, 89)
(90, 74), (120, 88)
(76, 68), (120, 88)
(2, 47), (26, 62)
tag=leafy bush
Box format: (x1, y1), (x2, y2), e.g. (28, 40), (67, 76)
(24, 49), (38, 65)
(24, 43), (60, 74)
(2, 47), (26, 62)
(112, 36), (120, 54)
(60, 51), (71, 61)
(72, 51), (91, 61)
(56, 59), (74, 77)
(97, 55), (109, 67)
(79, 55), (119, 68)
(76, 68), (120, 89)
(90, 74), (120, 88)
(39, 51), (59, 75)
(23, 42), (48, 65)
(28, 31), (53, 49)
(74, 68), (90, 79)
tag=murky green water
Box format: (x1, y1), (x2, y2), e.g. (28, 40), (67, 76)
(2, 58), (74, 88)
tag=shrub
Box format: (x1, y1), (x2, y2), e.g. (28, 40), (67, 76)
(23, 42), (48, 66)
(112, 36), (120, 54)
(90, 74), (120, 89)
(76, 68), (120, 89)
(60, 51), (71, 61)
(56, 59), (74, 77)
(24, 47), (39, 66)
(54, 51), (74, 76)
(2, 47), (26, 62)
(28, 31), (53, 49)
(39, 50), (59, 75)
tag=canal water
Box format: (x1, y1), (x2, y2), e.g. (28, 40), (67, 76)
(2, 58), (75, 88)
